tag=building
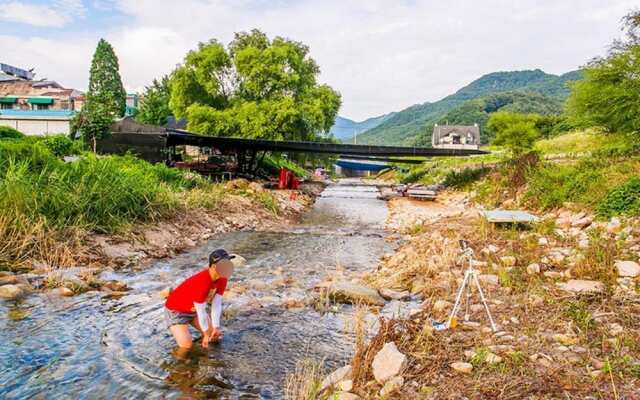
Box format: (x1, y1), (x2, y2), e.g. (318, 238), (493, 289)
(0, 62), (84, 135)
(431, 123), (480, 150)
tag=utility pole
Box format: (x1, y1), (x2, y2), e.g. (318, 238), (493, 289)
(353, 129), (357, 145)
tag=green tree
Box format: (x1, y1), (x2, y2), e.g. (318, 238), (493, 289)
(567, 10), (640, 135)
(488, 111), (540, 156)
(136, 75), (172, 126)
(76, 39), (126, 151)
(169, 30), (341, 141)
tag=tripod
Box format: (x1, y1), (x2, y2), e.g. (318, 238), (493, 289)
(446, 240), (498, 332)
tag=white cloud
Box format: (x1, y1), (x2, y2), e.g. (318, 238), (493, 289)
(0, 0), (637, 119)
(0, 0), (86, 28)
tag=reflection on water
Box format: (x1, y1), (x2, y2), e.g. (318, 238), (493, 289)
(0, 181), (390, 399)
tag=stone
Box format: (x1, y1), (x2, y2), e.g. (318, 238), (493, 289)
(526, 263), (541, 275)
(372, 342), (407, 384)
(485, 353), (503, 364)
(572, 215), (593, 229)
(470, 260), (488, 268)
(578, 239), (590, 249)
(614, 260), (640, 277)
(101, 280), (129, 292)
(379, 376), (404, 397)
(0, 284), (24, 300)
(558, 279), (605, 294)
(378, 288), (411, 301)
(337, 380), (353, 392)
(450, 362), (473, 374)
(607, 217), (622, 234)
(329, 282), (385, 306)
(0, 275), (18, 285)
(320, 365), (352, 392)
(433, 300), (452, 313)
(608, 323), (624, 337)
(51, 287), (74, 297)
(479, 274), (499, 286)
(500, 256), (516, 267)
(543, 271), (562, 279)
(159, 287), (171, 299)
(538, 237), (549, 246)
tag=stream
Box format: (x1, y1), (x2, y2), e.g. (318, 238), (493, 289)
(0, 179), (392, 399)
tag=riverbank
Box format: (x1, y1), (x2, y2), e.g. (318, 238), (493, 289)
(0, 177), (323, 300)
(318, 190), (640, 399)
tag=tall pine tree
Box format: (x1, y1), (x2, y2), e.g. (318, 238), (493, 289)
(75, 39), (126, 151)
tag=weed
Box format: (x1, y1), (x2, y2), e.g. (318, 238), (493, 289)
(564, 301), (595, 334)
(284, 359), (325, 400)
(597, 176), (640, 218)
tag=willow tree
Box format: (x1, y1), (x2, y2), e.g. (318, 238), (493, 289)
(169, 29), (341, 142)
(75, 39), (126, 151)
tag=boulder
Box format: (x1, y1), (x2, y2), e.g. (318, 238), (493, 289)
(319, 365), (352, 392)
(614, 260), (640, 278)
(378, 288), (411, 301)
(372, 342), (407, 384)
(0, 284), (24, 300)
(450, 362), (473, 374)
(379, 376), (404, 397)
(329, 282), (385, 306)
(558, 279), (605, 294)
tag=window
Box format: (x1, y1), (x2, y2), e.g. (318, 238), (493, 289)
(33, 103), (50, 110)
(0, 103), (13, 110)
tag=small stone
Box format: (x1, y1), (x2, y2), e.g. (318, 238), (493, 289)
(479, 274), (499, 286)
(372, 342), (407, 384)
(378, 288), (411, 301)
(433, 300), (452, 313)
(543, 271), (562, 279)
(0, 275), (18, 285)
(450, 362), (473, 374)
(614, 260), (640, 277)
(538, 237), (549, 246)
(558, 279), (605, 294)
(572, 216), (593, 229)
(485, 353), (503, 364)
(0, 284), (24, 300)
(607, 217), (622, 234)
(337, 380), (353, 392)
(333, 392), (361, 400)
(320, 365), (352, 392)
(527, 263), (541, 275)
(51, 287), (75, 297)
(101, 280), (129, 292)
(589, 370), (603, 379)
(608, 323), (624, 336)
(379, 376), (404, 397)
(578, 239), (590, 249)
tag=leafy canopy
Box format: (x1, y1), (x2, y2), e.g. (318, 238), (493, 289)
(487, 111), (541, 156)
(75, 39), (126, 150)
(136, 75), (172, 126)
(169, 29), (341, 141)
(567, 10), (640, 135)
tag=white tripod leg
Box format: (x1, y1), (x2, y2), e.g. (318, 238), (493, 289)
(447, 270), (470, 329)
(472, 272), (498, 332)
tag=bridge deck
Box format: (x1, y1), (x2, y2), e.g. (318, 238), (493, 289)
(166, 129), (488, 157)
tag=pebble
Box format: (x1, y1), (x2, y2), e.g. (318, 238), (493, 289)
(526, 263), (541, 275)
(553, 333), (578, 346)
(614, 260), (640, 277)
(372, 342), (407, 384)
(500, 256), (516, 267)
(379, 376), (404, 397)
(450, 362), (473, 374)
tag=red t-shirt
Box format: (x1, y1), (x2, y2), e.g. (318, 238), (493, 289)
(165, 269), (227, 313)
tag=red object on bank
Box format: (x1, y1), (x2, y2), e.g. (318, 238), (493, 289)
(278, 167), (300, 189)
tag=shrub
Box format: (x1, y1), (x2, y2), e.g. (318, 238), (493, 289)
(443, 167), (489, 189)
(597, 177), (640, 217)
(0, 126), (25, 140)
(42, 135), (74, 157)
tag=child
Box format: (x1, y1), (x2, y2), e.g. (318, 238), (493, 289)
(164, 249), (240, 349)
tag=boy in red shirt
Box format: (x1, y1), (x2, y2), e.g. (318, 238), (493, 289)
(164, 249), (239, 349)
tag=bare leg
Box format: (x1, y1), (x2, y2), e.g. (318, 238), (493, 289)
(170, 324), (193, 349)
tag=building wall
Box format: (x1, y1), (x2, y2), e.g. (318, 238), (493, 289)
(0, 118), (70, 135)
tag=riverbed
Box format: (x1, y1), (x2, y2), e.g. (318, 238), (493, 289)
(0, 179), (392, 399)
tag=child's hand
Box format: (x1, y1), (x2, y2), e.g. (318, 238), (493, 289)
(201, 332), (211, 348)
(211, 327), (223, 342)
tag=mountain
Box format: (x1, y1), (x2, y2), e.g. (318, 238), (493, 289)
(355, 69), (582, 146)
(328, 113), (395, 142)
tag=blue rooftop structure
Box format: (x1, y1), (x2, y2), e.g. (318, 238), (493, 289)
(0, 109), (75, 118)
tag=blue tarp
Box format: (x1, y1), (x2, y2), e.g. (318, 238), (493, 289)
(335, 159), (388, 171)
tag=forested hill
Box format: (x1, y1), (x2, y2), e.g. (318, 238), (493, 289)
(328, 113), (395, 141)
(355, 69), (582, 146)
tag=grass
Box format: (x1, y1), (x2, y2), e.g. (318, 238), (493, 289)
(0, 135), (290, 271)
(399, 153), (504, 185)
(284, 359), (326, 400)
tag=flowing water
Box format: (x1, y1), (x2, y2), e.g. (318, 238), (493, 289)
(0, 180), (392, 399)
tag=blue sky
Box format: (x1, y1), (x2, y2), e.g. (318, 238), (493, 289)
(0, 0), (636, 120)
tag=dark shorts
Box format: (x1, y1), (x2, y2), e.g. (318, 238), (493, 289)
(164, 307), (196, 328)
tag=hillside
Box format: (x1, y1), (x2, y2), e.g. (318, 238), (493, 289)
(328, 113), (395, 141)
(356, 69), (581, 146)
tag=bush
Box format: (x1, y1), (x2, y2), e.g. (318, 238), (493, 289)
(0, 126), (25, 140)
(443, 167), (489, 189)
(42, 135), (74, 157)
(597, 177), (640, 218)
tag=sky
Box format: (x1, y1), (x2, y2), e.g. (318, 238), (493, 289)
(0, 0), (636, 121)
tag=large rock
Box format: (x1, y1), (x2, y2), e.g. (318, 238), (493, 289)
(319, 365), (352, 392)
(372, 342), (407, 384)
(329, 282), (385, 306)
(614, 261), (640, 278)
(558, 279), (605, 294)
(0, 284), (24, 300)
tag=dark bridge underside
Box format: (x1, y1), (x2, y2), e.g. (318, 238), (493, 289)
(166, 129), (488, 157)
